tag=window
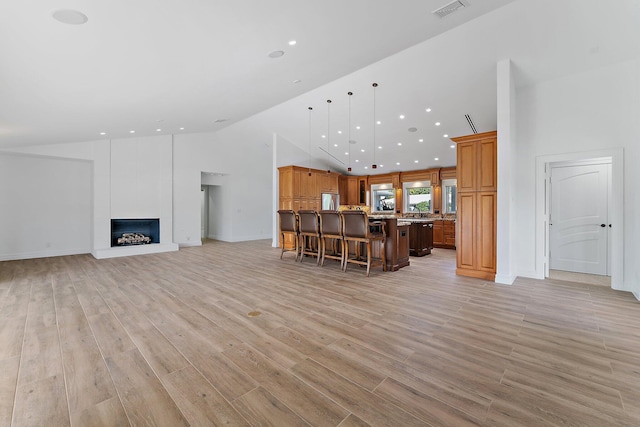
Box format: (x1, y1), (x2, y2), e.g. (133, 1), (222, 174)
(371, 183), (395, 212)
(442, 179), (457, 213)
(403, 181), (432, 213)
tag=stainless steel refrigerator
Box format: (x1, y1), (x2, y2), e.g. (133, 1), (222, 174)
(321, 193), (339, 210)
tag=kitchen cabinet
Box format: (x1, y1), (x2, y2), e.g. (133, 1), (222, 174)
(433, 221), (444, 246)
(357, 176), (367, 205)
(339, 175), (367, 206)
(396, 224), (410, 266)
(368, 217), (409, 271)
(451, 131), (497, 280)
(319, 171), (340, 193)
(432, 220), (455, 249)
(443, 220), (456, 247)
(278, 166), (334, 248)
(409, 221), (433, 256)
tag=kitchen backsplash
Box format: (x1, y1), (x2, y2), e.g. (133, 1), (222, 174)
(338, 205), (455, 220)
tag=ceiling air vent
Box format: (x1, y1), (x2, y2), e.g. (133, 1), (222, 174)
(432, 0), (468, 18)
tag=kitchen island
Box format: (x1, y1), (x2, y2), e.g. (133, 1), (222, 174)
(368, 215), (410, 271)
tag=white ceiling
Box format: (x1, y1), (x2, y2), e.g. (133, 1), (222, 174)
(1, 0), (639, 174)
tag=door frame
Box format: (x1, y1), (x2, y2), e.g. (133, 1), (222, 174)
(535, 148), (623, 290)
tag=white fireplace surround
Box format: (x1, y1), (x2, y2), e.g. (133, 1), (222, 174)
(91, 136), (178, 259)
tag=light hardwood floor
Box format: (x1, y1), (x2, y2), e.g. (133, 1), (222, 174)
(1, 240), (639, 426)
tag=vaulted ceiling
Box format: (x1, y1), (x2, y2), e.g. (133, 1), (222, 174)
(1, 0), (638, 174)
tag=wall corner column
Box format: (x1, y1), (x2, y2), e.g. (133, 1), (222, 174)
(495, 58), (517, 284)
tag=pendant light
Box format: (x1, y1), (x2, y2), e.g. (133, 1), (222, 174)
(326, 99), (332, 173)
(308, 106), (313, 176)
(347, 91), (353, 172)
(372, 82), (378, 169)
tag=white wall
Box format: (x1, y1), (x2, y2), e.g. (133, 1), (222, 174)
(172, 124), (273, 246)
(514, 59), (640, 294)
(0, 152), (92, 260)
(1, 135), (178, 258)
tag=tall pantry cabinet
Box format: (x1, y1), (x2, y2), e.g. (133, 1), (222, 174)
(452, 131), (497, 281)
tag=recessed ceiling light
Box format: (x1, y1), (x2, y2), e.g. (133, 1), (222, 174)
(179, 127), (185, 130)
(435, 157), (439, 161)
(99, 132), (106, 135)
(356, 126), (361, 130)
(426, 108), (432, 112)
(355, 159), (360, 163)
(399, 115), (405, 119)
(376, 121), (381, 125)
(52, 9), (88, 25)
(397, 142), (402, 146)
(379, 164), (384, 168)
(321, 135), (326, 138)
(443, 134), (449, 138)
(268, 50), (285, 58)
(364, 166), (368, 170)
(156, 129), (161, 132)
(288, 40), (297, 46)
(450, 144), (455, 148)
(337, 130), (342, 134)
(378, 146), (382, 149)
(129, 130), (135, 134)
(435, 122), (441, 126)
(414, 160), (419, 163)
(360, 149), (365, 152)
(333, 144), (338, 147)
(345, 152), (349, 155)
(396, 162), (401, 165)
(418, 138), (424, 142)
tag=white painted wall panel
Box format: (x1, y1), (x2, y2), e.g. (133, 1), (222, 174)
(515, 59), (640, 293)
(0, 152), (92, 260)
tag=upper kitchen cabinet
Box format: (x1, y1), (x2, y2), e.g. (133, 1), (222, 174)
(319, 171), (340, 193)
(278, 166), (327, 212)
(453, 131), (497, 193)
(339, 175), (366, 206)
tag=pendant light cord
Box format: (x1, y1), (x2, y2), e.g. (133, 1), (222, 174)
(347, 92), (353, 172)
(308, 107), (313, 176)
(326, 99), (331, 173)
(372, 83), (378, 169)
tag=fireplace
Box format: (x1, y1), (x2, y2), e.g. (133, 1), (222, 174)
(111, 218), (160, 247)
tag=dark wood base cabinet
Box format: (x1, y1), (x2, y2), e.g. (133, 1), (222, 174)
(396, 224), (410, 267)
(409, 221), (434, 256)
(369, 217), (409, 271)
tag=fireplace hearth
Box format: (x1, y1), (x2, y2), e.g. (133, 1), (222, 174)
(111, 218), (159, 247)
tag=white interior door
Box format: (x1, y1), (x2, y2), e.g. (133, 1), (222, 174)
(550, 163), (610, 275)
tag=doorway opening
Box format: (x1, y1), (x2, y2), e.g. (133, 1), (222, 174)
(548, 159), (611, 285)
(201, 185), (223, 241)
(536, 148), (623, 290)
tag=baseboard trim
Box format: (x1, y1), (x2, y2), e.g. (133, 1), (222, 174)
(92, 243), (179, 259)
(495, 273), (517, 285)
(0, 247), (90, 261)
(179, 241), (203, 248)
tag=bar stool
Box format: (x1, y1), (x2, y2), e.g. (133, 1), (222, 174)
(318, 210), (344, 269)
(341, 210), (386, 276)
(298, 210), (321, 265)
(277, 210), (300, 261)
